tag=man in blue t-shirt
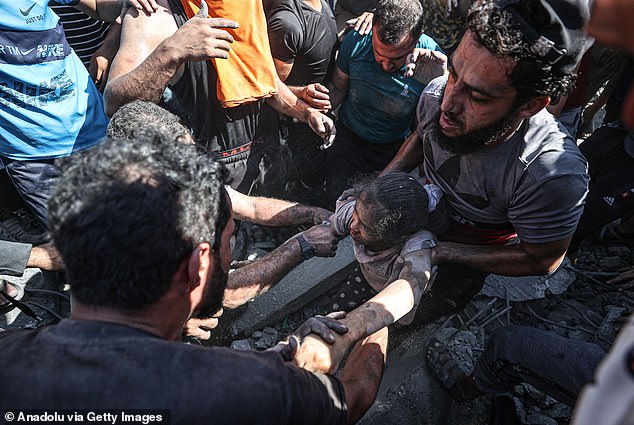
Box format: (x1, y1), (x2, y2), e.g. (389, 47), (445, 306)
(0, 0), (129, 229)
(323, 0), (447, 208)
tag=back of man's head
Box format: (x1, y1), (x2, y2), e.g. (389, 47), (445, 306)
(49, 133), (229, 311)
(107, 100), (193, 144)
(373, 0), (424, 45)
(467, 0), (592, 104)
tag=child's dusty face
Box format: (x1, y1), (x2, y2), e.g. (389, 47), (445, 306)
(350, 197), (389, 251)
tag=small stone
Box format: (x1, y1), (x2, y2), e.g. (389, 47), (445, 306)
(254, 340), (268, 350)
(340, 293), (346, 298)
(261, 327), (278, 346)
(526, 413), (558, 425)
(354, 290), (359, 295)
(355, 276), (362, 283)
(332, 303), (339, 310)
(546, 403), (572, 419)
(231, 339), (251, 351)
(347, 301), (356, 308)
(263, 327), (277, 335)
(599, 256), (622, 270)
(251, 331), (263, 339)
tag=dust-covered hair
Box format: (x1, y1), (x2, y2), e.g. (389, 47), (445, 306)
(467, 0), (576, 104)
(50, 133), (230, 310)
(353, 172), (448, 246)
(373, 0), (424, 45)
(107, 100), (192, 143)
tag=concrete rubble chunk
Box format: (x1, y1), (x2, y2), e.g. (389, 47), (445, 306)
(230, 339), (251, 351)
(526, 413), (558, 425)
(211, 237), (357, 342)
(481, 257), (575, 302)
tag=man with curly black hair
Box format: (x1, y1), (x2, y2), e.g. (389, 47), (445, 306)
(385, 0), (592, 323)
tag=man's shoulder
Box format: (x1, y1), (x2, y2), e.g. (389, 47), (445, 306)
(416, 76), (445, 125)
(423, 75), (446, 97)
(266, 0), (303, 28)
(341, 29), (372, 57)
(519, 109), (588, 179)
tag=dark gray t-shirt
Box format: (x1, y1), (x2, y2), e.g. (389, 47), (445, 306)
(265, 0), (337, 87)
(417, 76), (589, 244)
(0, 320), (347, 424)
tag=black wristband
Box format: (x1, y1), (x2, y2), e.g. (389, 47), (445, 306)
(296, 234), (315, 261)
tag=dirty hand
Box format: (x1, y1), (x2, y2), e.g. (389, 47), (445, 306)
(306, 110), (336, 149)
(337, 187), (356, 203)
(269, 312), (348, 361)
(346, 11), (373, 35)
(404, 49), (448, 85)
(127, 0), (159, 13)
(393, 252), (437, 325)
(183, 308), (223, 340)
(299, 83), (331, 112)
(167, 0), (239, 62)
(300, 222), (339, 257)
(310, 207), (333, 225)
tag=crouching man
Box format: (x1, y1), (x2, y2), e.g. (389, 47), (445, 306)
(0, 133), (385, 424)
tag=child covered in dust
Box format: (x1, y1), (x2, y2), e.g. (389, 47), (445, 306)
(331, 171), (448, 324)
(290, 172), (448, 374)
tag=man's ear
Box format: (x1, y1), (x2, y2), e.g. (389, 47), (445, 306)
(187, 242), (212, 291)
(517, 95), (550, 119)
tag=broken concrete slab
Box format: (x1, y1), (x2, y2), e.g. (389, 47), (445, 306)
(481, 257), (575, 302)
(213, 237), (357, 342)
(359, 323), (491, 425)
(359, 324), (452, 425)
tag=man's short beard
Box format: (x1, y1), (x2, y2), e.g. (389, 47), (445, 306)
(192, 250), (227, 319)
(434, 106), (519, 155)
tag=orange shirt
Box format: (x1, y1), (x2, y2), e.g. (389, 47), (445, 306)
(181, 0), (278, 108)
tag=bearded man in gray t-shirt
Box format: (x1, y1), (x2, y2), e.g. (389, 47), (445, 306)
(384, 0), (592, 324)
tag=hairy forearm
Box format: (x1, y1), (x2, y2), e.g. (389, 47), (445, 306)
(104, 42), (181, 116)
(228, 187), (326, 226)
(250, 202), (322, 226)
(266, 79), (310, 122)
(436, 241), (566, 276)
(383, 132), (423, 174)
(28, 244), (65, 271)
(222, 237), (302, 308)
(233, 199), (308, 225)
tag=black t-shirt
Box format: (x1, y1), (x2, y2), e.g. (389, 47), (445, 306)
(0, 320), (347, 424)
(265, 0), (337, 87)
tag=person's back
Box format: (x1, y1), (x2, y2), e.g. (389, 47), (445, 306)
(0, 320), (346, 424)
